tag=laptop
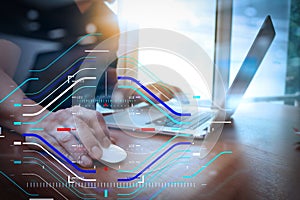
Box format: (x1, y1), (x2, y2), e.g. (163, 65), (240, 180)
(103, 15), (276, 138)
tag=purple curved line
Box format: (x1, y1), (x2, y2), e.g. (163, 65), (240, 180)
(118, 76), (191, 116)
(117, 142), (191, 182)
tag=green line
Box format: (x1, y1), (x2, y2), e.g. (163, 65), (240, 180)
(25, 56), (95, 96)
(0, 170), (39, 197)
(118, 85), (190, 125)
(22, 86), (96, 125)
(118, 133), (191, 173)
(0, 78), (38, 103)
(193, 96), (201, 99)
(183, 151), (232, 178)
(14, 103), (22, 107)
(23, 158), (96, 198)
(13, 122), (22, 125)
(30, 33), (101, 72)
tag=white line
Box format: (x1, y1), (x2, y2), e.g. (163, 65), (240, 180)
(211, 121), (232, 124)
(151, 84), (171, 101)
(0, 135), (5, 138)
(138, 175), (144, 184)
(23, 142), (96, 182)
(23, 149), (71, 182)
(85, 49), (109, 53)
(13, 141), (22, 145)
(23, 68), (96, 107)
(192, 153), (201, 156)
(24, 173), (67, 200)
(22, 76), (96, 116)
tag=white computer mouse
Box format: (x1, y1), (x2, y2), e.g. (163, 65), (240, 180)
(100, 144), (127, 163)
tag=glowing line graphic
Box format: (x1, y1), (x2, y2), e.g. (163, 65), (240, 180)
(183, 151), (232, 178)
(25, 56), (95, 98)
(117, 162), (189, 200)
(22, 173), (68, 200)
(118, 76), (191, 116)
(23, 68), (96, 107)
(23, 158), (95, 196)
(118, 85), (190, 125)
(117, 150), (191, 189)
(23, 146), (96, 181)
(22, 133), (96, 173)
(118, 157), (190, 196)
(22, 86), (96, 125)
(30, 33), (101, 72)
(118, 67), (172, 102)
(117, 142), (191, 182)
(118, 56), (175, 97)
(22, 163), (96, 199)
(0, 170), (39, 196)
(23, 77), (96, 116)
(118, 134), (191, 173)
(0, 78), (38, 104)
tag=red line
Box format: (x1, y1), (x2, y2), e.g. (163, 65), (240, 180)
(57, 128), (71, 132)
(71, 128), (76, 131)
(141, 128), (155, 132)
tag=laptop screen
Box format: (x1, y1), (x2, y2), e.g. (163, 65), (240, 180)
(225, 15), (276, 115)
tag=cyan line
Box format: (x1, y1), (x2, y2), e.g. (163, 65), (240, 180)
(183, 151), (233, 178)
(23, 161), (96, 200)
(0, 78), (38, 103)
(29, 128), (44, 131)
(118, 76), (191, 116)
(22, 133), (96, 174)
(117, 150), (191, 189)
(0, 170), (39, 196)
(117, 162), (189, 200)
(118, 85), (190, 125)
(117, 157), (190, 195)
(29, 33), (101, 72)
(22, 86), (96, 125)
(23, 156), (96, 196)
(117, 142), (191, 182)
(149, 186), (167, 200)
(118, 56), (175, 97)
(118, 134), (191, 173)
(26, 56), (95, 97)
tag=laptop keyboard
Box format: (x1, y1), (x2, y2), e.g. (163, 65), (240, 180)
(150, 111), (215, 130)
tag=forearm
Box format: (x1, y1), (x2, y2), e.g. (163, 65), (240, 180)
(0, 69), (44, 134)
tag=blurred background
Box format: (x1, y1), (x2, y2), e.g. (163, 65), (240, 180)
(0, 0), (298, 106)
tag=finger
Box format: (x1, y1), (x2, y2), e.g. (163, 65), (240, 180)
(52, 126), (93, 167)
(25, 132), (74, 162)
(73, 116), (103, 161)
(74, 107), (111, 148)
(46, 110), (93, 167)
(143, 83), (174, 102)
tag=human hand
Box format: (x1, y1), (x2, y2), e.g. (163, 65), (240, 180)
(140, 82), (186, 103)
(24, 106), (111, 167)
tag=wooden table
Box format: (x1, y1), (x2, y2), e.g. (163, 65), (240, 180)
(0, 102), (299, 200)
